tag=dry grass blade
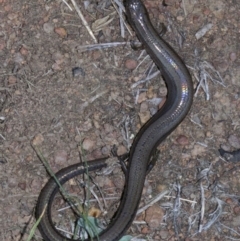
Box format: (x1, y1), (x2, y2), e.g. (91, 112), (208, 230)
(111, 0), (133, 37)
(173, 182), (181, 238)
(60, 0), (73, 11)
(92, 12), (116, 33)
(131, 70), (160, 89)
(27, 204), (47, 241)
(120, 115), (132, 150)
(190, 60), (225, 100)
(202, 198), (224, 231)
(136, 190), (169, 215)
(77, 42), (130, 52)
(198, 181), (205, 233)
(70, 0), (97, 43)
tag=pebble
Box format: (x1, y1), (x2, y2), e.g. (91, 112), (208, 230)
(8, 75), (17, 85)
(54, 27), (67, 38)
(113, 176), (125, 189)
(159, 230), (169, 239)
(18, 182), (26, 190)
(43, 22), (54, 34)
(228, 134), (240, 149)
(0, 39), (6, 51)
(137, 92), (147, 103)
(117, 144), (127, 156)
(104, 123), (114, 133)
(141, 226), (150, 234)
(232, 216), (240, 227)
(78, 119), (93, 132)
(101, 146), (109, 155)
(30, 177), (42, 193)
(54, 150), (68, 165)
(138, 111), (151, 125)
(14, 52), (25, 65)
(90, 148), (102, 159)
(213, 59), (229, 73)
(176, 135), (189, 146)
(125, 58), (137, 70)
(230, 52), (237, 62)
(209, 0), (226, 19)
(140, 101), (149, 112)
(144, 204), (164, 229)
(191, 144), (206, 157)
(72, 67), (85, 77)
(19, 46), (28, 56)
(8, 177), (17, 188)
(82, 138), (95, 151)
(233, 206), (240, 215)
(159, 86), (167, 97)
(7, 12), (18, 20)
(32, 133), (44, 146)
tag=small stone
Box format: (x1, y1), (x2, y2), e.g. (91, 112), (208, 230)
(138, 111), (151, 124)
(157, 184), (168, 192)
(7, 13), (18, 20)
(213, 59), (229, 73)
(54, 27), (67, 38)
(75, 135), (81, 143)
(206, 131), (212, 138)
(125, 58), (137, 70)
(19, 46), (28, 56)
(233, 206), (240, 215)
(0, 39), (6, 51)
(176, 135), (189, 146)
(82, 138), (95, 151)
(14, 52), (25, 65)
(30, 177), (42, 193)
(54, 150), (68, 165)
(8, 177), (17, 188)
(225, 198), (233, 205)
(92, 50), (101, 60)
(78, 119), (92, 132)
(43, 22), (54, 34)
(113, 176), (125, 190)
(140, 101), (148, 112)
(209, 0), (226, 19)
(137, 92), (147, 103)
(18, 182), (26, 190)
(191, 144), (206, 157)
(230, 52), (237, 62)
(147, 86), (154, 98)
(104, 123), (114, 133)
(117, 145), (127, 156)
(232, 216), (240, 227)
(228, 134), (240, 149)
(141, 226), (150, 234)
(14, 90), (21, 95)
(101, 146), (109, 155)
(90, 149), (102, 159)
(32, 134), (44, 146)
(72, 67), (85, 77)
(159, 230), (169, 239)
(159, 86), (168, 97)
(145, 204), (164, 229)
(8, 75), (17, 85)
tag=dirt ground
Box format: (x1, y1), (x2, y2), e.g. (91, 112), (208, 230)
(1, 0), (240, 240)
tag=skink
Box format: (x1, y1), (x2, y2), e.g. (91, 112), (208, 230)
(35, 0), (193, 240)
